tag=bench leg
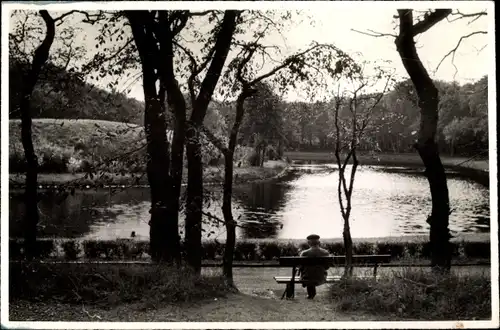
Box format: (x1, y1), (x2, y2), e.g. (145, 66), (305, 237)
(285, 282), (295, 299)
(281, 283), (294, 299)
(281, 266), (297, 300)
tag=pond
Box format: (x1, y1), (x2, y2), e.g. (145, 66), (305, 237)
(9, 164), (490, 240)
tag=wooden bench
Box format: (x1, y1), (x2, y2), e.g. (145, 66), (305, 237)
(274, 254), (392, 299)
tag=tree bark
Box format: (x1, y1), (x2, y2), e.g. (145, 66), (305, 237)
(127, 12), (179, 263)
(185, 122), (204, 273)
(221, 89), (255, 285)
(396, 9), (452, 272)
(342, 219), (354, 277)
(185, 11), (238, 274)
(160, 12), (188, 266)
(20, 10), (55, 259)
(222, 152), (236, 285)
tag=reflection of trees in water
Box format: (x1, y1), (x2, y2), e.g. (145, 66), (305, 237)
(9, 188), (148, 238)
(232, 181), (292, 239)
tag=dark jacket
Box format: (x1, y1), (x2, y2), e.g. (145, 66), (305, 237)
(299, 246), (330, 286)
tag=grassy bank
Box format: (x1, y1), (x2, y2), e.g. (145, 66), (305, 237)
(9, 119), (146, 173)
(9, 262), (491, 321)
(9, 233), (491, 262)
(329, 268), (491, 320)
(284, 151), (490, 172)
(8, 119), (260, 178)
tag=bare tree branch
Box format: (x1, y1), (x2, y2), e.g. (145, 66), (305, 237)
(249, 43), (333, 86)
(447, 10), (487, 25)
(351, 29), (396, 38)
(435, 31), (487, 75)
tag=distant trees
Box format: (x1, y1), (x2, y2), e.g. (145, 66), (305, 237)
(274, 76), (487, 156)
(239, 83), (285, 166)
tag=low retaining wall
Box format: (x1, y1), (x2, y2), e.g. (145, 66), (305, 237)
(9, 234), (491, 262)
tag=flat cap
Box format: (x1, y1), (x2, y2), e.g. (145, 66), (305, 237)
(306, 234), (320, 240)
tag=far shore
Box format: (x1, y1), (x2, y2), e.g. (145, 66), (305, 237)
(9, 152), (490, 188)
(284, 151), (490, 172)
(9, 160), (289, 188)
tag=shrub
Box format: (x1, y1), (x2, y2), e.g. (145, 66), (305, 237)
(62, 240), (81, 260)
(9, 152), (27, 173)
(267, 146), (279, 160)
(37, 240), (56, 259)
(9, 240), (22, 260)
(329, 268), (491, 320)
(248, 150), (260, 167)
(376, 242), (405, 258)
(234, 241), (257, 261)
(258, 242), (281, 260)
(463, 241), (490, 258)
(404, 242), (423, 258)
(324, 242), (345, 255)
(279, 242), (299, 256)
(353, 242), (375, 255)
(201, 241), (225, 260)
(83, 240), (99, 259)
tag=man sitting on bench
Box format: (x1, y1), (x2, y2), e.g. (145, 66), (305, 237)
(299, 234), (331, 299)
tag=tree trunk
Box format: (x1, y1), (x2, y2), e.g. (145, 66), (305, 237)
(396, 9), (451, 272)
(20, 10), (55, 259)
(160, 11), (188, 266)
(221, 90), (254, 286)
(222, 153), (236, 286)
(260, 146), (266, 167)
(167, 106), (185, 265)
(127, 12), (178, 263)
(185, 121), (204, 274)
(144, 88), (175, 263)
(183, 11), (238, 273)
(343, 219), (354, 278)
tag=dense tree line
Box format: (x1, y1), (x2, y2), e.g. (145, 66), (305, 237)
(276, 76), (488, 157)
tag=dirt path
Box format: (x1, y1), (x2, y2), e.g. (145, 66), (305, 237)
(10, 291), (375, 322)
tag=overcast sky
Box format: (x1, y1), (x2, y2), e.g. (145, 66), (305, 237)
(7, 2), (491, 103)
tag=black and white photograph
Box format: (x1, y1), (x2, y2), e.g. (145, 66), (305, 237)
(1, 1), (497, 328)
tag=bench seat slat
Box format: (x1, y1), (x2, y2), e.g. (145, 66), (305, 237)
(278, 255), (391, 267)
(274, 275), (374, 284)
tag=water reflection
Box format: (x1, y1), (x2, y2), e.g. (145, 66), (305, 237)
(9, 165), (490, 240)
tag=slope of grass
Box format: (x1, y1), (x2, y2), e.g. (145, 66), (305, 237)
(9, 119), (145, 173)
(9, 119), (259, 176)
(328, 267), (491, 320)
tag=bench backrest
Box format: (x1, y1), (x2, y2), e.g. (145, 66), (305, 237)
(279, 255), (391, 267)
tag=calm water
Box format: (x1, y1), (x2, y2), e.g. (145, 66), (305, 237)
(9, 165), (490, 240)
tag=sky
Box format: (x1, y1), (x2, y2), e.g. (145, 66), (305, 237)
(7, 2), (492, 103)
